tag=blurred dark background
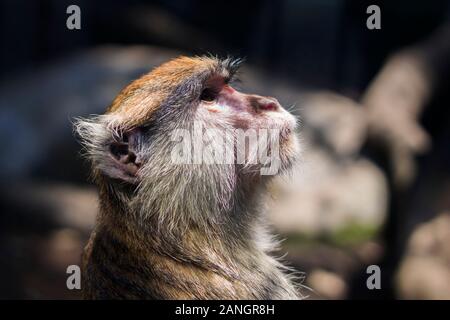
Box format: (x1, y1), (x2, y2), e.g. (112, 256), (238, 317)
(1, 0), (449, 299)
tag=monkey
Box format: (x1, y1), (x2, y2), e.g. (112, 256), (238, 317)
(74, 55), (302, 299)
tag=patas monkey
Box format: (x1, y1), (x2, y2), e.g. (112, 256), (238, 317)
(75, 56), (301, 299)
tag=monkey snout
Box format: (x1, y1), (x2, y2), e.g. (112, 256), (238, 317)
(248, 95), (281, 112)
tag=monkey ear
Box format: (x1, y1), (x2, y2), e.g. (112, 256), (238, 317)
(104, 129), (143, 184)
(74, 117), (143, 184)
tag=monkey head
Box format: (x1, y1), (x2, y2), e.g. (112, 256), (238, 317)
(75, 56), (300, 231)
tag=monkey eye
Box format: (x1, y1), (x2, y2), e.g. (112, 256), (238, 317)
(200, 88), (218, 102)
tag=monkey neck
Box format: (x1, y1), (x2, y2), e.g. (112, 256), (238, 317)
(83, 172), (297, 299)
(108, 183), (262, 242)
(99, 178), (273, 272)
(89, 180), (298, 299)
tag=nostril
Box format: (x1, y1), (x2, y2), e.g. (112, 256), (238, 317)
(247, 95), (280, 112)
(261, 102), (278, 111)
(258, 98), (279, 111)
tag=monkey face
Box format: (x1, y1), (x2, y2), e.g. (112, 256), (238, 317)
(75, 56), (301, 228)
(198, 75), (296, 131)
(75, 56), (299, 187)
(194, 75), (299, 176)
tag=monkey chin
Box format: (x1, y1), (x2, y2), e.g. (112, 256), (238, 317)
(277, 127), (301, 175)
(255, 108), (300, 177)
(279, 131), (301, 173)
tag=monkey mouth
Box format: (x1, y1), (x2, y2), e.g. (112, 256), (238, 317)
(263, 106), (297, 133)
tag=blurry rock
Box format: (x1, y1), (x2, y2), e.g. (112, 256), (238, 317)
(397, 256), (450, 300)
(1, 182), (97, 299)
(302, 92), (368, 157)
(362, 51), (432, 188)
(285, 243), (360, 277)
(28, 184), (97, 232)
(269, 154), (387, 234)
(362, 25), (450, 189)
(307, 269), (347, 299)
(21, 227), (85, 299)
(39, 229), (84, 272)
(396, 212), (450, 299)
(408, 213), (450, 258)
(266, 91), (387, 235)
(354, 241), (384, 265)
(3, 182), (97, 232)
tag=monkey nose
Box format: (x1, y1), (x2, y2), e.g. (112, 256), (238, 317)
(250, 96), (281, 112)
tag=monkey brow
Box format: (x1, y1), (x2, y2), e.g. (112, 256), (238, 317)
(226, 74), (242, 86)
(222, 57), (244, 78)
(224, 67), (243, 86)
